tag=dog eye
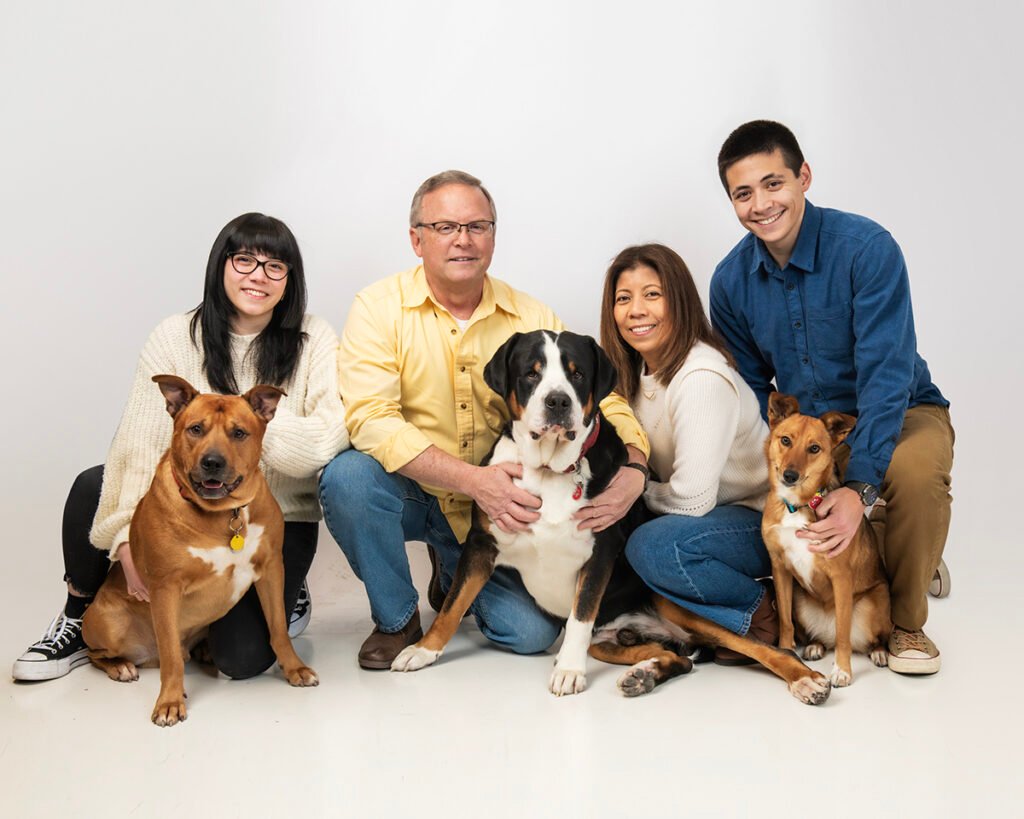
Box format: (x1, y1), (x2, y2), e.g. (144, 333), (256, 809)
(232, 428), (249, 440)
(571, 371), (584, 382)
(808, 444), (821, 454)
(525, 371), (540, 381)
(188, 424), (203, 436)
(780, 436), (791, 447)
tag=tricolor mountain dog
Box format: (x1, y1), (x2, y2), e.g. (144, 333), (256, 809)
(393, 330), (831, 704)
(82, 376), (318, 726)
(763, 392), (892, 687)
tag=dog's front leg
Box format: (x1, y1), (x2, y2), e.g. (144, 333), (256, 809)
(252, 558), (319, 687)
(149, 585), (188, 727)
(771, 561), (797, 652)
(550, 534), (618, 697)
(830, 572), (855, 687)
(392, 531), (497, 672)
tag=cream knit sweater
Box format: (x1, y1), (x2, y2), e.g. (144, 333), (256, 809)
(635, 342), (769, 516)
(89, 312), (349, 553)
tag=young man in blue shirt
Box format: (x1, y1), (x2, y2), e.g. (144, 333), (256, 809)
(709, 120), (953, 675)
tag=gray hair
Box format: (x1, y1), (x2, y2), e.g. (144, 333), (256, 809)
(409, 170), (497, 227)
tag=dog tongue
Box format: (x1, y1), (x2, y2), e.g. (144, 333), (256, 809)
(202, 480), (224, 489)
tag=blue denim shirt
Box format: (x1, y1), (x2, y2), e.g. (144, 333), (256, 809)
(710, 200), (947, 485)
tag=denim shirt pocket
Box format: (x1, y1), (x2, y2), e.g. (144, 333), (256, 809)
(806, 302), (855, 356)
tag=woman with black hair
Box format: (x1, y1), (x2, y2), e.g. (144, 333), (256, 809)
(13, 213), (349, 681)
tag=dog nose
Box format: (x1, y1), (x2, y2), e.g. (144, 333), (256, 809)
(782, 469), (800, 485)
(544, 391), (572, 413)
(201, 452), (226, 474)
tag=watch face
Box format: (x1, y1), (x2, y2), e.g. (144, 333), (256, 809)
(862, 485), (879, 505)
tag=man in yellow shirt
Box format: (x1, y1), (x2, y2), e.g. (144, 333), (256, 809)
(320, 170), (650, 669)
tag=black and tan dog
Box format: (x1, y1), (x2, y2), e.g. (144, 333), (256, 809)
(392, 330), (831, 704)
(763, 392), (892, 687)
(82, 375), (318, 726)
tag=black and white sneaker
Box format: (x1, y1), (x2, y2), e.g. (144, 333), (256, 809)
(12, 610), (90, 681)
(288, 580), (312, 638)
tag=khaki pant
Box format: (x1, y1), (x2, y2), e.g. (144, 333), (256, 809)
(836, 404), (955, 631)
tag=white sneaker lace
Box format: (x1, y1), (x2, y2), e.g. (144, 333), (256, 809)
(29, 612), (83, 652)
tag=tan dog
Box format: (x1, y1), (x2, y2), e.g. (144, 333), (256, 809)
(762, 392), (892, 687)
(82, 375), (318, 726)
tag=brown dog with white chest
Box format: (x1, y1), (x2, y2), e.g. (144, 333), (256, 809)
(82, 375), (318, 726)
(762, 392), (892, 687)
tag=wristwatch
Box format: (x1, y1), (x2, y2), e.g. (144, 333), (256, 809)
(622, 462), (650, 490)
(844, 480), (879, 506)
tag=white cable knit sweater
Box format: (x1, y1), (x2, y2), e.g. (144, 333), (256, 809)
(635, 342), (769, 516)
(89, 312), (349, 553)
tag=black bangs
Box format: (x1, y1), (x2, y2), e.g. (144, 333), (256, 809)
(224, 214), (299, 263)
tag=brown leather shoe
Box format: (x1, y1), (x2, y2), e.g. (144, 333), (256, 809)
(358, 610), (423, 670)
(426, 546), (446, 613)
(715, 581), (779, 666)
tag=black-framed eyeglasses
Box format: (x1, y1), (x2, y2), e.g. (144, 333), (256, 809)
(228, 252), (290, 280)
(414, 220), (495, 237)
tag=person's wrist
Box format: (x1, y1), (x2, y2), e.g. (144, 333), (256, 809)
(621, 462), (649, 490)
(842, 480), (879, 506)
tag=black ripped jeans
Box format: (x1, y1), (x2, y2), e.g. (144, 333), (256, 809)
(63, 465), (318, 679)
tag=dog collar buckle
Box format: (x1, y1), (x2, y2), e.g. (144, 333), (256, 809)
(229, 508), (245, 551)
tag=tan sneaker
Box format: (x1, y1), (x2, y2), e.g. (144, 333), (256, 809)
(929, 558), (951, 599)
(888, 627), (941, 675)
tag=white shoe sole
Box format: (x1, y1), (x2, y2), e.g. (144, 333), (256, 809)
(12, 648), (90, 681)
(887, 651), (941, 675)
(288, 606), (311, 639)
(929, 558), (951, 599)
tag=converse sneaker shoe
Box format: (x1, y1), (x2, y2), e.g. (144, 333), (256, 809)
(929, 558), (951, 599)
(888, 626), (941, 675)
(12, 610), (89, 681)
(288, 580), (312, 638)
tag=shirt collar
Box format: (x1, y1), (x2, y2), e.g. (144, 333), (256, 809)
(400, 265), (521, 319)
(748, 199), (821, 276)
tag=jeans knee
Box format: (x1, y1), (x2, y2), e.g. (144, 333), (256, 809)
(481, 606), (561, 655)
(319, 451), (397, 521)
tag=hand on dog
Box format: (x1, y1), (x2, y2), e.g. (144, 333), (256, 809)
(575, 462), (645, 532)
(798, 487), (862, 558)
(472, 462), (542, 533)
(116, 542), (151, 602)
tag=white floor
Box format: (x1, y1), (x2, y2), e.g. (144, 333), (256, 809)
(2, 533), (1021, 818)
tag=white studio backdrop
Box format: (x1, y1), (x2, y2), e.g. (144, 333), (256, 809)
(2, 1), (1021, 569)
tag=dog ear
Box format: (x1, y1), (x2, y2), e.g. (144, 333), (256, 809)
(244, 385), (287, 422)
(821, 411), (856, 446)
(589, 336), (619, 406)
(767, 392), (800, 428)
(153, 375), (199, 418)
(484, 332), (522, 397)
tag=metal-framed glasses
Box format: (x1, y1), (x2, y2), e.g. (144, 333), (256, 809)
(415, 220), (495, 237)
(228, 252), (290, 280)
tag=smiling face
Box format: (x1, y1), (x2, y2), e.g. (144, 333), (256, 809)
(410, 183), (496, 303)
(612, 264), (671, 374)
(222, 250), (288, 334)
(724, 148), (812, 269)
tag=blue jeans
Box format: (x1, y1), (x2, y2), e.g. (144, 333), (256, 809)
(625, 505), (770, 635)
(318, 450), (562, 654)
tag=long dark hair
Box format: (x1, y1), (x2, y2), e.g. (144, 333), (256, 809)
(600, 244), (734, 403)
(190, 213), (308, 394)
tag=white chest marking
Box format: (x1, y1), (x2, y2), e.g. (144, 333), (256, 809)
(187, 523), (265, 605)
(771, 508), (819, 590)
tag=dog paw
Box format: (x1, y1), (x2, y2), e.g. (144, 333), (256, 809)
(870, 647), (889, 667)
(617, 661), (657, 697)
(106, 661), (139, 682)
(151, 698), (188, 727)
(788, 672), (831, 706)
(549, 668), (587, 697)
(285, 665), (319, 687)
(391, 645), (441, 672)
(829, 664), (852, 687)
(802, 642), (825, 661)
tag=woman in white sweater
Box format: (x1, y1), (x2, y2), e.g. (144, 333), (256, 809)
(13, 213), (349, 681)
(600, 244), (776, 664)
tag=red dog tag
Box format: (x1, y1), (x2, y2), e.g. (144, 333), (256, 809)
(572, 485), (582, 501)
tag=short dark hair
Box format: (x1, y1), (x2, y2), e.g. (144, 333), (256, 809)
(190, 213), (308, 394)
(600, 243), (734, 403)
(717, 120), (805, 192)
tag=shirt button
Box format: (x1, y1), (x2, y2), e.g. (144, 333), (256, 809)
(794, 321), (802, 329)
(813, 391), (821, 398)
(462, 441), (468, 448)
(786, 283), (795, 291)
(451, 328), (457, 335)
(801, 356), (809, 364)
(460, 403), (467, 409)
(460, 366), (466, 373)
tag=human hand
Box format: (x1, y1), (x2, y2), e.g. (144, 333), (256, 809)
(797, 487), (864, 559)
(574, 464), (645, 532)
(471, 462), (542, 534)
(116, 542), (150, 602)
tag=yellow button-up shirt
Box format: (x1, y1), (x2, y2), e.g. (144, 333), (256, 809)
(339, 265), (649, 541)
